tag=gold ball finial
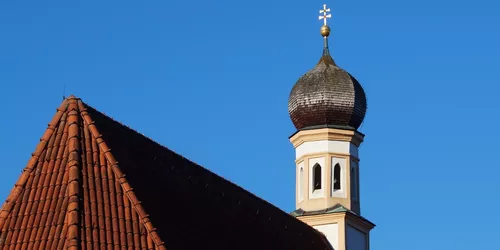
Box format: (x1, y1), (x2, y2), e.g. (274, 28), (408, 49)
(320, 25), (331, 37)
(319, 4), (332, 37)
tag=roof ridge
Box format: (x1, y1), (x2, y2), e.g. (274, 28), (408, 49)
(0, 99), (69, 231)
(77, 100), (167, 250)
(66, 97), (82, 250)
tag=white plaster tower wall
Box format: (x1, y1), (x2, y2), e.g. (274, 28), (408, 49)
(292, 132), (362, 213)
(295, 140), (358, 160)
(314, 224), (339, 250)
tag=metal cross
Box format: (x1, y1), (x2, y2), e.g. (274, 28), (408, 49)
(318, 4), (332, 26)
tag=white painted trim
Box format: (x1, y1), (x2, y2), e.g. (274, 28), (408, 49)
(309, 157), (325, 199)
(331, 157), (347, 198)
(296, 140), (359, 159)
(298, 162), (304, 202)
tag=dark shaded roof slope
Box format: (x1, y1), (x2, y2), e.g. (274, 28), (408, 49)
(0, 96), (332, 250)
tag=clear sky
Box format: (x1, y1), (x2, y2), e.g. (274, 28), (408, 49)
(0, 0), (499, 249)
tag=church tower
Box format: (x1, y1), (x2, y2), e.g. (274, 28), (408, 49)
(289, 4), (375, 250)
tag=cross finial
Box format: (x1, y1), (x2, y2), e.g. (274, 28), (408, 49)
(319, 4), (332, 26)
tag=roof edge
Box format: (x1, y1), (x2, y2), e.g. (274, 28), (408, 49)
(0, 98), (69, 230)
(76, 99), (167, 250)
(73, 95), (334, 249)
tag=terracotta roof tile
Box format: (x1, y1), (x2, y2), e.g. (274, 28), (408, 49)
(0, 96), (333, 250)
(0, 97), (164, 250)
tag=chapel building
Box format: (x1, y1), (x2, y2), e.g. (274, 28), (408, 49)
(0, 4), (374, 250)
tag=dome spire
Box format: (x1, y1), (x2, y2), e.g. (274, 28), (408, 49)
(287, 4), (367, 131)
(319, 4), (332, 56)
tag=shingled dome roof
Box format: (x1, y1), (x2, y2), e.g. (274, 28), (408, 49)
(288, 48), (367, 131)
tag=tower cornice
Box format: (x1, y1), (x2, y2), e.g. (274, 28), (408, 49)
(290, 128), (364, 148)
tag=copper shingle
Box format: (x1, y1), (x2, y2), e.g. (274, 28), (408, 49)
(0, 96), (333, 250)
(288, 51), (367, 130)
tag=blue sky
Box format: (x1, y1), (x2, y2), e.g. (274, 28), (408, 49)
(0, 0), (499, 249)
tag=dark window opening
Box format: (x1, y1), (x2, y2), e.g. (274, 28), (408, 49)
(333, 163), (341, 191)
(313, 163), (322, 190)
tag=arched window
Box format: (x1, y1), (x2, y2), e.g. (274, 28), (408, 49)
(313, 163), (322, 191)
(299, 167), (304, 201)
(333, 163), (341, 191)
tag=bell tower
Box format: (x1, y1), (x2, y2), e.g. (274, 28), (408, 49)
(290, 128), (363, 214)
(288, 4), (375, 250)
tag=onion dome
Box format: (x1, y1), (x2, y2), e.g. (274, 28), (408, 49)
(288, 20), (367, 131)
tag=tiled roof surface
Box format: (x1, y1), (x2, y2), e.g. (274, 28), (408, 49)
(0, 97), (163, 250)
(0, 96), (333, 250)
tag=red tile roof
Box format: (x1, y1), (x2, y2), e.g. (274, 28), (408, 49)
(0, 96), (333, 250)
